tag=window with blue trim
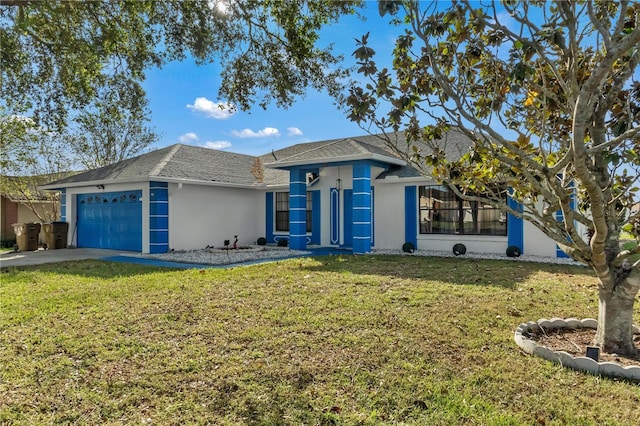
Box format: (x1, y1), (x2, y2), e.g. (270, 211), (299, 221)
(419, 186), (507, 236)
(275, 191), (312, 232)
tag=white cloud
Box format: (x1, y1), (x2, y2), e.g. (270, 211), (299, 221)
(287, 127), (303, 137)
(178, 132), (199, 143)
(203, 140), (232, 150)
(187, 97), (235, 119)
(231, 127), (280, 138)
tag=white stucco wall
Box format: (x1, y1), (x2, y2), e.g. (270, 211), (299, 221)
(168, 183), (261, 251)
(522, 220), (557, 257)
(372, 180), (406, 250)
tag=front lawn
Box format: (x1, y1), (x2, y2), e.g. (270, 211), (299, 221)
(1, 256), (639, 425)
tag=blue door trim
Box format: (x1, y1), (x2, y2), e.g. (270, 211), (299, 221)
(311, 190), (321, 245)
(343, 189), (353, 248)
(330, 188), (340, 245)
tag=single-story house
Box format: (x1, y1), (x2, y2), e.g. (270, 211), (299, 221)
(40, 130), (569, 257)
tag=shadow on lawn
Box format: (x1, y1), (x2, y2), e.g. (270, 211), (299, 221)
(303, 254), (593, 289)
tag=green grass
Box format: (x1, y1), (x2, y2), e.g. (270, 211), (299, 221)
(1, 256), (639, 425)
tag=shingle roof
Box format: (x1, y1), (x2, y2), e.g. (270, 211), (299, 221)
(263, 134), (405, 168)
(45, 144), (264, 187)
(42, 129), (474, 188)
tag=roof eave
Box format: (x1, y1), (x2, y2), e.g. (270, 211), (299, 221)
(264, 153), (406, 169)
(39, 176), (262, 191)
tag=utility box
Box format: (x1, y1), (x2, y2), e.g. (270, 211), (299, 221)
(42, 222), (69, 249)
(12, 222), (41, 251)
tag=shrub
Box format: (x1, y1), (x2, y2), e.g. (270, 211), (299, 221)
(402, 242), (415, 253)
(453, 243), (467, 256)
(506, 246), (521, 257)
(256, 237), (267, 246)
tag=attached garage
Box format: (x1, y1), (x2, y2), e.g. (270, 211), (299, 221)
(77, 190), (142, 251)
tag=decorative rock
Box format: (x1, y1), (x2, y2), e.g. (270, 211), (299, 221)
(599, 362), (625, 379)
(572, 356), (599, 375)
(623, 366), (640, 381)
(555, 351), (578, 369)
(564, 318), (582, 329)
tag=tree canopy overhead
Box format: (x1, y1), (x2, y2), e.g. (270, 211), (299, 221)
(347, 0), (640, 355)
(1, 0), (362, 130)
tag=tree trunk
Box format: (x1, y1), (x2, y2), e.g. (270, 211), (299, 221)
(594, 280), (639, 356)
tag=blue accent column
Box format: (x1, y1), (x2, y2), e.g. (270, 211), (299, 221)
(59, 188), (67, 222)
(352, 162), (372, 253)
(555, 181), (576, 258)
(404, 186), (417, 248)
(289, 169), (307, 250)
(265, 192), (274, 243)
(149, 181), (169, 254)
(507, 194), (523, 253)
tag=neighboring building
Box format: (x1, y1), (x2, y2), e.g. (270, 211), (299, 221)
(0, 188), (59, 245)
(40, 131), (572, 257)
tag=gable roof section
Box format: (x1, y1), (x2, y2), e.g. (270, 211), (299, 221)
(42, 144), (265, 188)
(263, 134), (406, 169)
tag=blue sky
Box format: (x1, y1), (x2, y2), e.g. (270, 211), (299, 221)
(143, 2), (395, 156)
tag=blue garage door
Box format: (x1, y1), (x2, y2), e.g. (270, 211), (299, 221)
(77, 191), (142, 251)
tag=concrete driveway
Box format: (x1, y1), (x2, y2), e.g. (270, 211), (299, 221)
(0, 248), (137, 268)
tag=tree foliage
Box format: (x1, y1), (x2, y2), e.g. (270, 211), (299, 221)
(68, 75), (159, 169)
(0, 115), (71, 222)
(0, 0), (362, 217)
(347, 0), (640, 355)
(1, 0), (362, 131)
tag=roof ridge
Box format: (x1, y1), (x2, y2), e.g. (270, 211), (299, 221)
(150, 144), (182, 176)
(276, 138), (346, 162)
(346, 138), (375, 155)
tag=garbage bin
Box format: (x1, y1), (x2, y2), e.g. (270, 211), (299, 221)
(12, 222), (41, 251)
(42, 222), (69, 249)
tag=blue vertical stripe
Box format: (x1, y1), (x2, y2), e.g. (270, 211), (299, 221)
(149, 181), (169, 254)
(555, 182), (576, 258)
(404, 186), (417, 248)
(507, 194), (523, 254)
(59, 188), (66, 222)
(265, 192), (274, 244)
(370, 186), (375, 247)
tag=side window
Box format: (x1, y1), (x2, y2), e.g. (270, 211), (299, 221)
(419, 186), (507, 236)
(275, 191), (312, 232)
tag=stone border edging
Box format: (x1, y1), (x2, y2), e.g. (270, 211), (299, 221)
(514, 318), (640, 381)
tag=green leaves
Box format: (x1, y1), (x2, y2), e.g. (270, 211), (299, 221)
(1, 0), (363, 131)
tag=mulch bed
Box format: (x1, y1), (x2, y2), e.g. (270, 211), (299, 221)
(528, 328), (640, 367)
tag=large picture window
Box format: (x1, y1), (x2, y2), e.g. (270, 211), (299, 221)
(419, 186), (507, 236)
(275, 191), (312, 232)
